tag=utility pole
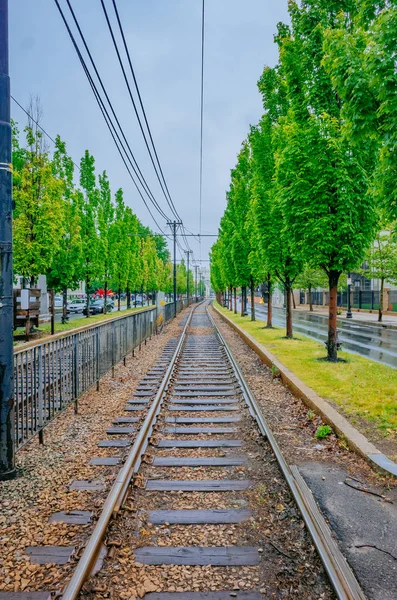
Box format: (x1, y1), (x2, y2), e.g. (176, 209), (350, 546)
(184, 250), (193, 306)
(194, 265), (198, 302)
(0, 0), (15, 480)
(168, 221), (182, 317)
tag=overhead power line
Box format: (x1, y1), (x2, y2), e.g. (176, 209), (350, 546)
(54, 0), (171, 233)
(107, 0), (181, 222)
(11, 95), (81, 171)
(105, 0), (196, 260)
(65, 0), (170, 221)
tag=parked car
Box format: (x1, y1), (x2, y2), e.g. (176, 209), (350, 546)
(83, 299), (114, 315)
(67, 298), (86, 313)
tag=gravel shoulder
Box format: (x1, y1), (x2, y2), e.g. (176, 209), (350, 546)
(83, 317), (334, 600)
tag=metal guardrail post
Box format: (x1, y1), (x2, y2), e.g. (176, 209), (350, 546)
(132, 316), (135, 357)
(37, 346), (44, 445)
(123, 319), (127, 366)
(73, 335), (79, 414)
(112, 321), (115, 378)
(96, 328), (100, 391)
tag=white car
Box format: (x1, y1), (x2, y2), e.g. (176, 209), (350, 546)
(67, 299), (86, 313)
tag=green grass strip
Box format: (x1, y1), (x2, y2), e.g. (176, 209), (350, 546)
(15, 305), (153, 336)
(216, 303), (397, 435)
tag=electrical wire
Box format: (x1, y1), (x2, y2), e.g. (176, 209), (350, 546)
(105, 0), (181, 221)
(53, 0), (168, 234)
(65, 0), (170, 221)
(11, 95), (81, 171)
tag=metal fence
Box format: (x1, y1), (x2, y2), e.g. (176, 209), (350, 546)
(300, 290), (382, 310)
(13, 296), (194, 450)
(387, 290), (397, 311)
(13, 307), (157, 449)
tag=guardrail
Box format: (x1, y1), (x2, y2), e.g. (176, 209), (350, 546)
(13, 307), (157, 449)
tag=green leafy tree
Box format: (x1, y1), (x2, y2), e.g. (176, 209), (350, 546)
(141, 237), (159, 304)
(228, 143), (252, 316)
(124, 208), (140, 308)
(97, 171), (114, 312)
(254, 64), (303, 338)
(295, 267), (328, 312)
(110, 189), (129, 310)
(363, 225), (397, 322)
(47, 136), (83, 322)
(247, 114), (279, 328)
(13, 126), (65, 287)
(198, 279), (206, 297)
(176, 259), (187, 296)
(323, 1), (397, 221)
(274, 1), (376, 358)
(79, 150), (100, 317)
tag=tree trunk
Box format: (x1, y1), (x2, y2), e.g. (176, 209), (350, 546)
(285, 277), (293, 339)
(134, 290), (137, 308)
(292, 290), (296, 309)
(250, 276), (255, 321)
(234, 288), (237, 314)
(309, 286), (313, 311)
(126, 286), (131, 309)
(327, 270), (341, 361)
(104, 281), (108, 314)
(62, 286), (68, 324)
(379, 278), (384, 323)
(240, 287), (244, 317)
(85, 278), (90, 317)
(266, 274), (273, 328)
(49, 289), (55, 335)
(229, 286), (233, 310)
(118, 287), (121, 311)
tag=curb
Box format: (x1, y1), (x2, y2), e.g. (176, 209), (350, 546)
(213, 304), (397, 478)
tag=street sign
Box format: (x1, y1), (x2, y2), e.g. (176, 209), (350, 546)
(347, 278), (352, 286)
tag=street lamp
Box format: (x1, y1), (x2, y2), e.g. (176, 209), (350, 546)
(346, 272), (352, 319)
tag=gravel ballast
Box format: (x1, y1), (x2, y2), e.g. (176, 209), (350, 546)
(0, 314), (185, 595)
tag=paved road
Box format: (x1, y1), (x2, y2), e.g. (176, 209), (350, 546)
(54, 304), (129, 322)
(243, 301), (397, 369)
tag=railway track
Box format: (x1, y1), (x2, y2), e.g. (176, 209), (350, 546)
(48, 302), (366, 599)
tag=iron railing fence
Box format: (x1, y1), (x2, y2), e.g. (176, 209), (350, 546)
(300, 290), (382, 311)
(389, 290), (397, 311)
(14, 307), (158, 450)
(13, 296), (192, 450)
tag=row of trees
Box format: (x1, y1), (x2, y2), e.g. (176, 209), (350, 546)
(211, 0), (397, 361)
(11, 110), (195, 319)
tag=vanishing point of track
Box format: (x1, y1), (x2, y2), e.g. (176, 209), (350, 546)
(61, 301), (366, 600)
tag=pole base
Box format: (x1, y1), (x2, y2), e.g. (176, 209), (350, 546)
(346, 311), (353, 319)
(0, 468), (17, 481)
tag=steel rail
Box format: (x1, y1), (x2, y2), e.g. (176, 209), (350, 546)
(61, 304), (197, 600)
(206, 305), (367, 600)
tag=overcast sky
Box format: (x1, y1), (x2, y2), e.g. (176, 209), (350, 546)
(9, 0), (290, 271)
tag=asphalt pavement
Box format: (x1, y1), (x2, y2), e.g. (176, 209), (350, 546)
(54, 304), (128, 322)
(241, 301), (397, 369)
